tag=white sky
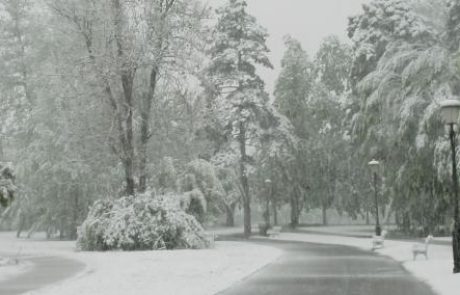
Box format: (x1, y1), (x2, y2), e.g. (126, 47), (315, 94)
(208, 0), (370, 95)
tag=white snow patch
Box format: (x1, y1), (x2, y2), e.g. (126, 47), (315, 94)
(0, 232), (281, 295)
(0, 257), (33, 282)
(27, 242), (281, 295)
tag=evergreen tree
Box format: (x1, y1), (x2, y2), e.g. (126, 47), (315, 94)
(447, 0), (460, 52)
(274, 36), (313, 135)
(208, 0), (273, 237)
(273, 36), (312, 227)
(315, 35), (351, 96)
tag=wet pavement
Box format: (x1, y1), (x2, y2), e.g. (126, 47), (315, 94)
(218, 239), (436, 295)
(0, 255), (84, 295)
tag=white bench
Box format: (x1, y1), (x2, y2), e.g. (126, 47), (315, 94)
(412, 235), (433, 260)
(371, 230), (387, 251)
(204, 232), (218, 246)
(267, 226), (282, 237)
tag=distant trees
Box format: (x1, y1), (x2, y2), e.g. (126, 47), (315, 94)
(274, 35), (352, 226)
(4, 0), (459, 242)
(273, 36), (312, 227)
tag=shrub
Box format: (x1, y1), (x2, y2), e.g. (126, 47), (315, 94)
(0, 163), (15, 208)
(77, 193), (211, 251)
(180, 189), (207, 223)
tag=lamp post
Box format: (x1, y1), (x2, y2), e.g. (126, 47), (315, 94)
(440, 99), (460, 274)
(368, 159), (381, 236)
(264, 179), (272, 228)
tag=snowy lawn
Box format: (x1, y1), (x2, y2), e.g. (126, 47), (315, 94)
(0, 232), (282, 295)
(0, 256), (33, 283)
(274, 232), (459, 295)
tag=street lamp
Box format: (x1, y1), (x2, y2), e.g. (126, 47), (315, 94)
(440, 99), (460, 274)
(368, 159), (381, 236)
(264, 179), (272, 228)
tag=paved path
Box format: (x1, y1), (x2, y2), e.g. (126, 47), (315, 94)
(0, 255), (85, 295)
(218, 239), (436, 295)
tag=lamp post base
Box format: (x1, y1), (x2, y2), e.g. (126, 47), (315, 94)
(375, 225), (382, 237)
(453, 226), (460, 273)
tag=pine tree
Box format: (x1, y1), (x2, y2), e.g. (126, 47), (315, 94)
(348, 0), (434, 89)
(315, 35), (351, 96)
(273, 36), (312, 227)
(447, 0), (460, 52)
(208, 0), (273, 237)
(274, 36), (313, 136)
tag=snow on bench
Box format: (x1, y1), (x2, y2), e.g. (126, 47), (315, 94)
(267, 226), (282, 237)
(371, 230), (387, 251)
(412, 235), (433, 260)
(204, 232), (218, 246)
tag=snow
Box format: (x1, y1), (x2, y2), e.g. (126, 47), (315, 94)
(0, 232), (282, 295)
(273, 232), (460, 295)
(0, 257), (32, 283)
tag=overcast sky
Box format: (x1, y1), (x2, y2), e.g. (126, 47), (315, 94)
(208, 0), (369, 95)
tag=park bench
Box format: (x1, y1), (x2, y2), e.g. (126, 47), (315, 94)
(204, 232), (218, 247)
(371, 230), (387, 251)
(412, 235), (433, 260)
(267, 226), (282, 237)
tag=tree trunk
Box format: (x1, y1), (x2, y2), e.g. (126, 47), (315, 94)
(322, 204), (328, 226)
(403, 211), (411, 234)
(139, 67), (158, 193)
(113, 0), (137, 196)
(290, 199), (298, 228)
(124, 158), (135, 196)
(59, 217), (65, 240)
(272, 199), (278, 226)
(290, 188), (300, 228)
(395, 211), (401, 228)
(70, 187), (79, 240)
(239, 122), (251, 238)
(225, 203), (236, 227)
(366, 211), (370, 225)
(264, 187), (270, 227)
(16, 209), (25, 238)
(121, 70), (136, 195)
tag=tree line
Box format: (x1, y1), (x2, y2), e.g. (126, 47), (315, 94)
(1, 0), (460, 239)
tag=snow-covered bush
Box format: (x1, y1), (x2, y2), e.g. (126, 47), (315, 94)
(77, 194), (211, 251)
(0, 163), (15, 208)
(180, 189), (207, 223)
(180, 159), (224, 217)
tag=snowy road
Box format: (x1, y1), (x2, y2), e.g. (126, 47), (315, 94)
(0, 255), (84, 295)
(218, 239), (436, 295)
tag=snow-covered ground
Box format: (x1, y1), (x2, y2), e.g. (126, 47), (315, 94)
(274, 232), (459, 295)
(0, 256), (33, 283)
(0, 232), (282, 295)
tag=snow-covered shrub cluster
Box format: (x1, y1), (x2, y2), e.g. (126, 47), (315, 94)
(0, 163), (15, 208)
(180, 189), (207, 223)
(77, 193), (211, 251)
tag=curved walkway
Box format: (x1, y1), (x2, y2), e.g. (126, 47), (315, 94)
(0, 255), (85, 295)
(218, 239), (436, 295)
